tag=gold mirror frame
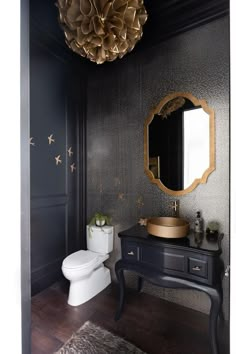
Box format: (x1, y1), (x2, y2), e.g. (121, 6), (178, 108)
(144, 92), (215, 196)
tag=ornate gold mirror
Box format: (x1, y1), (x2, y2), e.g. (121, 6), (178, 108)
(144, 92), (215, 196)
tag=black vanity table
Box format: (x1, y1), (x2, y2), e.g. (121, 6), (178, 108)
(115, 224), (224, 354)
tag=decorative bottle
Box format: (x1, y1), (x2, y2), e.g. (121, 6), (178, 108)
(194, 211), (203, 233)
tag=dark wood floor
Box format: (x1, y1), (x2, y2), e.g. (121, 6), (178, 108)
(32, 281), (229, 354)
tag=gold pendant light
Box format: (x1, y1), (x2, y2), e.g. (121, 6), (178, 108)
(56, 0), (148, 64)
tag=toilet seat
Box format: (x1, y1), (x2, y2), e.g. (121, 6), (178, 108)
(62, 250), (99, 270)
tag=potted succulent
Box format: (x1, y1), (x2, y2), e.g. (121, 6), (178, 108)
(88, 212), (111, 237)
(206, 221), (219, 241)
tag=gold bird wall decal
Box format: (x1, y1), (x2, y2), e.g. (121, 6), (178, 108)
(68, 147), (73, 157)
(48, 134), (55, 144)
(55, 155), (62, 165)
(70, 163), (76, 173)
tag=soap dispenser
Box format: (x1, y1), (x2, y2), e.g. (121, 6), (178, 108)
(194, 211), (203, 234)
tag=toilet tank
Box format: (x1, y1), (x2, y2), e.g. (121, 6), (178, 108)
(86, 225), (114, 254)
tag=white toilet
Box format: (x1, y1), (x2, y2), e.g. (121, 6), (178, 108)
(62, 225), (114, 306)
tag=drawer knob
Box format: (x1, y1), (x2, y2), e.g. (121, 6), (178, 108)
(128, 251), (134, 256)
(192, 266), (201, 271)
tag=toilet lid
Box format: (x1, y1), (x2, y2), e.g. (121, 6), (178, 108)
(62, 250), (98, 270)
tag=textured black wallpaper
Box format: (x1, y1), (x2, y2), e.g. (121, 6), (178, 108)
(86, 16), (230, 318)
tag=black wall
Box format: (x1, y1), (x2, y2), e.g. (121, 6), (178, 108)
(30, 1), (87, 294)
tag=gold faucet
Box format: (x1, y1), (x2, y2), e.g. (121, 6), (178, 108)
(171, 200), (179, 217)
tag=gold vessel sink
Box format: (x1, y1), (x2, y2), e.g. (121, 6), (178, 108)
(147, 217), (189, 239)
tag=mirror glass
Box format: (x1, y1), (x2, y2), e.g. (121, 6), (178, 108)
(144, 93), (215, 196)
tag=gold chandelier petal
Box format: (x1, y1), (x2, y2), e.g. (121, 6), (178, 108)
(127, 26), (138, 36)
(110, 16), (124, 29)
(98, 46), (106, 60)
(112, 25), (122, 36)
(80, 0), (95, 17)
(93, 16), (105, 35)
(102, 1), (113, 19)
(88, 46), (98, 58)
(90, 36), (103, 46)
(57, 0), (67, 8)
(110, 44), (120, 53)
(81, 18), (93, 34)
(111, 4), (128, 18)
(113, 0), (128, 11)
(70, 39), (81, 53)
(59, 11), (66, 23)
(118, 40), (129, 52)
(124, 7), (136, 27)
(64, 16), (77, 30)
(128, 0), (142, 9)
(119, 26), (127, 40)
(132, 16), (140, 30)
(139, 12), (148, 25)
(67, 1), (81, 22)
(76, 27), (87, 45)
(98, 0), (110, 11)
(64, 29), (76, 41)
(103, 33), (116, 50)
(109, 9), (126, 22)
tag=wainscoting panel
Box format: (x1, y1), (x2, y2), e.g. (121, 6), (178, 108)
(31, 201), (67, 265)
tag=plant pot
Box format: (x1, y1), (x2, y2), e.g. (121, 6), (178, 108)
(95, 219), (105, 227)
(206, 229), (219, 241)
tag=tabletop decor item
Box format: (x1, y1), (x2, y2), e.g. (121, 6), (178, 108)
(88, 212), (111, 237)
(206, 221), (220, 241)
(89, 212), (111, 227)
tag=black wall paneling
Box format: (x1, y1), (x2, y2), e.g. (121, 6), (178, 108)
(30, 0), (88, 294)
(76, 79), (87, 251)
(21, 0), (31, 352)
(30, 40), (78, 294)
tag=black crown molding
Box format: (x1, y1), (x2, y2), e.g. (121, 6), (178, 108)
(140, 0), (229, 48)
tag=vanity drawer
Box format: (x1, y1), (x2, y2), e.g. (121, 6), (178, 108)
(122, 242), (139, 261)
(141, 245), (185, 272)
(188, 257), (208, 278)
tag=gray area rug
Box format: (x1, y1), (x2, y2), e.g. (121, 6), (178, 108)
(55, 321), (146, 354)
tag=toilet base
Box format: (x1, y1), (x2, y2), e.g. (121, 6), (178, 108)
(68, 265), (111, 306)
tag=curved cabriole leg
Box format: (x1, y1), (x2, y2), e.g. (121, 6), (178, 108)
(208, 288), (222, 354)
(115, 266), (125, 321)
